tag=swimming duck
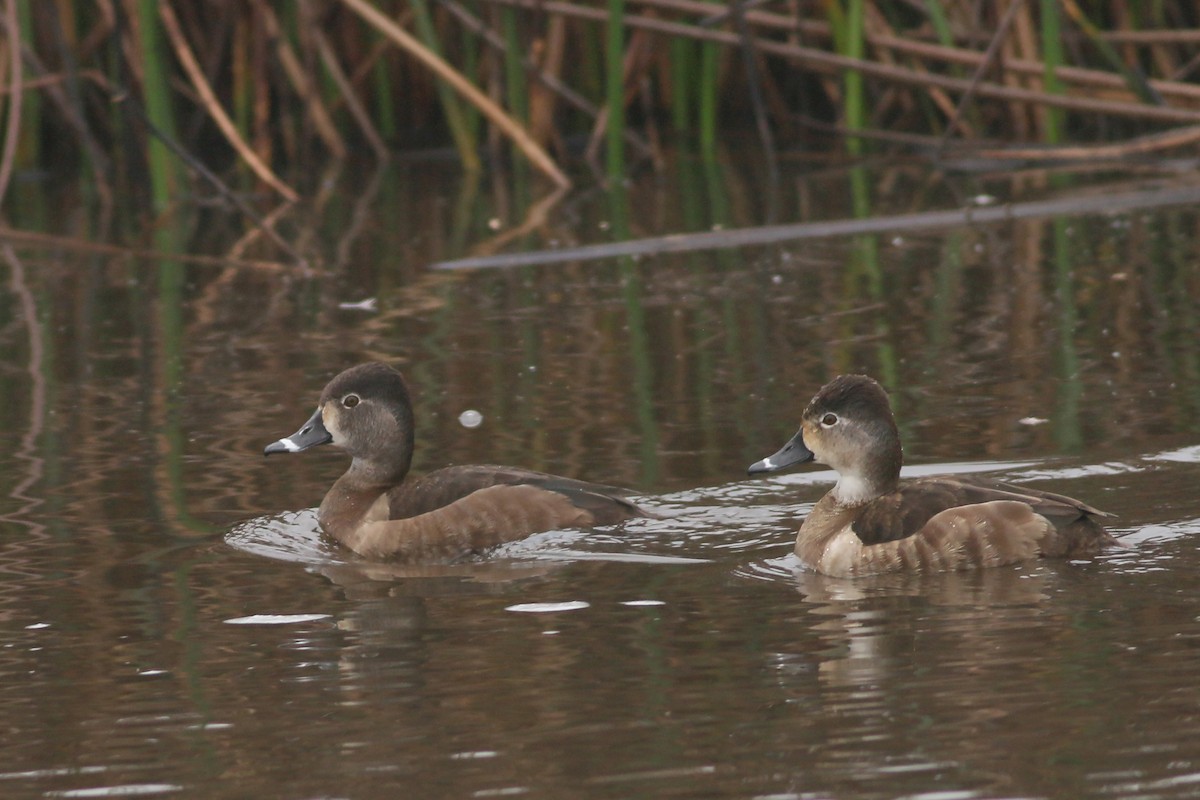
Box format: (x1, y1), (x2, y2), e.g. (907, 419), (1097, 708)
(748, 374), (1116, 577)
(264, 362), (647, 561)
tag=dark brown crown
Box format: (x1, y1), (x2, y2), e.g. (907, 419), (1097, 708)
(320, 362), (411, 407)
(804, 374), (894, 423)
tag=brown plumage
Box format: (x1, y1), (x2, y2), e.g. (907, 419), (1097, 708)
(264, 362), (647, 562)
(748, 374), (1116, 577)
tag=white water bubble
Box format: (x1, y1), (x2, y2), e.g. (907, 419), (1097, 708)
(505, 601), (590, 613)
(458, 409), (483, 428)
(224, 614), (332, 625)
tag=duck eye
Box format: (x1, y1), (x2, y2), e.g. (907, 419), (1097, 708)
(342, 394), (360, 409)
(821, 413), (838, 427)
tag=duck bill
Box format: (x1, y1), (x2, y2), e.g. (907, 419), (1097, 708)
(263, 406), (333, 456)
(747, 430), (815, 475)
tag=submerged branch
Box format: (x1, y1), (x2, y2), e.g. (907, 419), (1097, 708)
(431, 181), (1200, 270)
(973, 124), (1200, 160)
(0, 226), (294, 272)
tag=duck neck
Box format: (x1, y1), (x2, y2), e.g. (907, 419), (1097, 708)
(831, 474), (880, 506)
(318, 473), (392, 542)
(348, 454), (411, 488)
(344, 403), (415, 488)
(831, 447), (901, 507)
(318, 453), (411, 532)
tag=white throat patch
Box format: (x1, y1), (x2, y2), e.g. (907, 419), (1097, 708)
(831, 474), (874, 506)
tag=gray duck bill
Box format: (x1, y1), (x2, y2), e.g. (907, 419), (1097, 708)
(748, 430), (814, 475)
(264, 406), (333, 456)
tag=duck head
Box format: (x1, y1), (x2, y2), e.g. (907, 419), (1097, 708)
(264, 362), (416, 482)
(748, 374), (903, 504)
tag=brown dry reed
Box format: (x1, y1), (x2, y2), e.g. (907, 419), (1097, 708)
(1, 0), (1200, 210)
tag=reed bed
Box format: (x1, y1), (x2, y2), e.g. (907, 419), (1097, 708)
(2, 0), (1199, 209)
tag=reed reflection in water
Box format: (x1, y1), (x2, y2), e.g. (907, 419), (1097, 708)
(0, 156), (1198, 798)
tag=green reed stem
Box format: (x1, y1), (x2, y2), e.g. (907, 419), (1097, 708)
(1052, 217), (1082, 451)
(1162, 218), (1200, 431)
(448, 171), (481, 254)
(841, 0), (866, 157)
(669, 37), (691, 135)
(923, 0), (953, 47)
(15, 0), (41, 168)
(231, 25), (249, 148)
(410, 0), (480, 172)
(605, 0), (626, 181)
(501, 6), (528, 163)
(372, 58), (398, 141)
(849, 145), (871, 219)
(135, 0), (179, 210)
(1061, 1), (1160, 105)
(927, 232), (964, 353)
(155, 234), (220, 535)
(459, 5), (482, 143)
(610, 187), (660, 485)
(698, 41), (718, 160)
(1039, 0), (1067, 144)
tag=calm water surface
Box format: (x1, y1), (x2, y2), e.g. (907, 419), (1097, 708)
(1, 155), (1199, 799)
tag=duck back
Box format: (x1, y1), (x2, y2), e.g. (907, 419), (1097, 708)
(851, 476), (1113, 550)
(388, 465), (647, 524)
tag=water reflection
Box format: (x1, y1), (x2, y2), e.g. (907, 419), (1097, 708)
(20, 168), (1198, 505)
(754, 553), (1176, 798)
(1, 155), (1200, 798)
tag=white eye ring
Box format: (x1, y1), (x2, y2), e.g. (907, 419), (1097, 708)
(342, 394), (360, 409)
(820, 413), (838, 428)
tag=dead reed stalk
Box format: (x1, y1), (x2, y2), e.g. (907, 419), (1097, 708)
(1, 0), (1198, 212)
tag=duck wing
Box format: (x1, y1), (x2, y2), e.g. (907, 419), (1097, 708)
(388, 465), (647, 524)
(953, 476), (1112, 519)
(851, 476), (1111, 546)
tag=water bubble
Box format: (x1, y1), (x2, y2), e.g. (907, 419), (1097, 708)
(506, 601), (590, 613)
(224, 614), (332, 625)
(458, 409), (483, 429)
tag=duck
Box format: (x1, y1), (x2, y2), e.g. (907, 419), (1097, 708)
(264, 362), (647, 561)
(747, 374), (1117, 577)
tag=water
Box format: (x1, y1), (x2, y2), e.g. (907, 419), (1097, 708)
(1, 155), (1199, 798)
